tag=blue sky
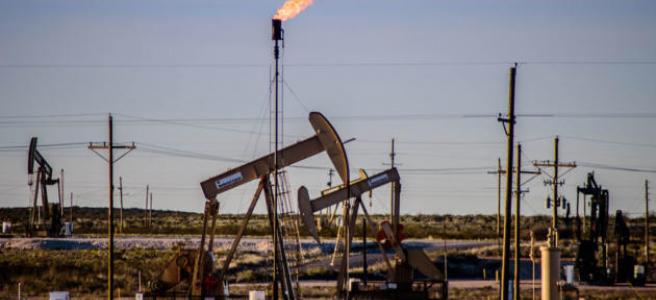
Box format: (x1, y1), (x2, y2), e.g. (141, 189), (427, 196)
(1, 0), (655, 216)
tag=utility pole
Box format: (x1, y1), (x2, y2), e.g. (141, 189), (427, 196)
(119, 177), (124, 234)
(389, 138), (399, 234)
(552, 138), (559, 242)
(488, 157), (539, 298)
(487, 158), (504, 256)
(533, 137), (574, 300)
(144, 185), (149, 228)
(362, 217), (368, 286)
(533, 136), (576, 247)
(88, 114), (136, 300)
(514, 144), (522, 300)
(149, 192), (153, 229)
(646, 180), (650, 272)
(498, 158), (502, 255)
(70, 192), (73, 223)
(497, 64), (517, 300)
(382, 138), (402, 237)
(60, 169), (65, 217)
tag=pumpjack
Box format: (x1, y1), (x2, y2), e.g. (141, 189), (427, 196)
(613, 210), (640, 284)
(298, 167), (446, 299)
(575, 172), (610, 284)
(148, 112), (350, 299)
(575, 172), (639, 285)
(26, 137), (65, 237)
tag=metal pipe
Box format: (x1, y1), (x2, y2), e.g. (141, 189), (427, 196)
(272, 18), (282, 300)
(108, 114), (114, 300)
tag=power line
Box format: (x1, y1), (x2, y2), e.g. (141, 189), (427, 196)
(577, 161), (656, 174)
(0, 63), (268, 69)
(0, 142), (88, 151)
(2, 60), (655, 69)
(3, 112), (656, 126)
(561, 135), (656, 149)
(0, 113), (106, 119)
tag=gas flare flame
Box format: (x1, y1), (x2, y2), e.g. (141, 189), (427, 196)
(273, 0), (314, 21)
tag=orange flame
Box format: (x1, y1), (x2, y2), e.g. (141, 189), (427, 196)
(273, 0), (314, 21)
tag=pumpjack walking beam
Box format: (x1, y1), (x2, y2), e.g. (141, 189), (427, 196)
(198, 112), (350, 299)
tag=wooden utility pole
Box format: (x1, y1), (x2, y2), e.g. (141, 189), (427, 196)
(552, 137), (559, 242)
(70, 192), (73, 223)
(498, 64), (517, 300)
(646, 180), (650, 271)
(144, 185), (149, 228)
(60, 169), (65, 216)
(149, 192), (153, 229)
(88, 114), (135, 300)
(362, 217), (368, 286)
(487, 158), (504, 256)
(489, 156), (539, 297)
(390, 138), (398, 233)
(498, 158), (502, 254)
(119, 177), (124, 234)
(514, 144), (522, 300)
(533, 136), (576, 247)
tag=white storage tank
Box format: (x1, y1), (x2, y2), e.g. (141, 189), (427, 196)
(49, 291), (69, 300)
(2, 221), (11, 234)
(249, 290), (265, 300)
(63, 222), (73, 236)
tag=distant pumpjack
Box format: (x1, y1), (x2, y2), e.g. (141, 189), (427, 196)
(26, 137), (64, 237)
(575, 172), (610, 284)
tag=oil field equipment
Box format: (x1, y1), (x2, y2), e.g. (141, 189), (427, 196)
(575, 172), (610, 284)
(612, 210), (640, 284)
(298, 167), (446, 299)
(26, 137), (65, 237)
(147, 112), (349, 299)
